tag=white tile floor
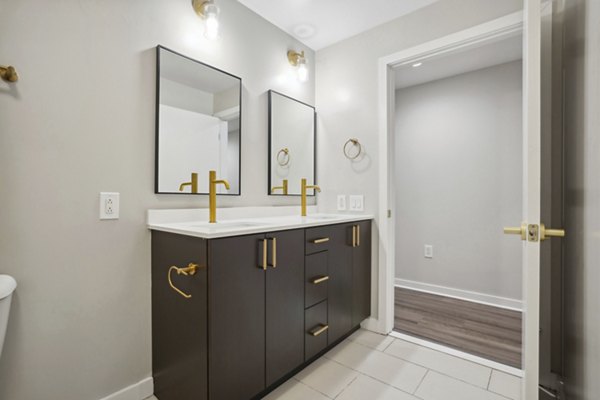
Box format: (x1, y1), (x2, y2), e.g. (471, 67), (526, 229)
(147, 329), (522, 400)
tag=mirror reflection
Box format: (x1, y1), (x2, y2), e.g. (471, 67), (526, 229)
(268, 91), (316, 196)
(156, 46), (241, 195)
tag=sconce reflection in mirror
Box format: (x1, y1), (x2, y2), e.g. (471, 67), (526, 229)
(0, 65), (18, 82)
(343, 138), (362, 160)
(277, 148), (291, 167)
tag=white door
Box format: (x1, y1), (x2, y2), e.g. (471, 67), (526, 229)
(519, 1), (563, 399)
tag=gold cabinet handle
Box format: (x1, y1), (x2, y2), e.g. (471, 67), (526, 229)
(310, 324), (329, 337)
(259, 239), (268, 270)
(356, 225), (360, 247)
(311, 276), (330, 284)
(312, 237), (330, 244)
(352, 226), (357, 247)
(167, 263), (199, 299)
(540, 224), (565, 241)
(270, 237), (277, 268)
(503, 224), (527, 241)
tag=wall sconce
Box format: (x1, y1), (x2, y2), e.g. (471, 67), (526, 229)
(0, 65), (18, 82)
(192, 0), (220, 40)
(287, 50), (308, 83)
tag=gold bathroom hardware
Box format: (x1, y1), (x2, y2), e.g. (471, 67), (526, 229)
(504, 223), (565, 242)
(167, 263), (199, 299)
(309, 324), (329, 337)
(209, 170), (230, 223)
(311, 276), (330, 285)
(343, 138), (362, 160)
(271, 179), (288, 195)
(312, 238), (330, 244)
(260, 239), (268, 270)
(287, 51), (305, 67)
(352, 225), (361, 247)
(179, 172), (199, 193)
(276, 148), (291, 166)
(0, 65), (18, 82)
(269, 237), (277, 268)
(301, 178), (321, 217)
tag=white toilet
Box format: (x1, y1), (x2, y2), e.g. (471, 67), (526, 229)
(0, 275), (16, 359)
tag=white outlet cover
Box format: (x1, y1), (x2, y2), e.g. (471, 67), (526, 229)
(349, 195), (364, 211)
(100, 192), (120, 220)
(424, 245), (433, 259)
(337, 195), (347, 211)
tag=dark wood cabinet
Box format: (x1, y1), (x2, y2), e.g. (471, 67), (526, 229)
(151, 219), (371, 400)
(151, 231), (208, 400)
(352, 220), (372, 326)
(208, 234), (266, 400)
(265, 230), (305, 387)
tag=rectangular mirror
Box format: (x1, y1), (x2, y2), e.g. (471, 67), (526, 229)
(268, 90), (316, 196)
(155, 46), (241, 195)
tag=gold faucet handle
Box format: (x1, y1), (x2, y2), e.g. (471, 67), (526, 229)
(271, 179), (289, 194)
(214, 179), (230, 190)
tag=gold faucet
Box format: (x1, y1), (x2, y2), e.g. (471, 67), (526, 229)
(209, 170), (230, 223)
(179, 173), (199, 193)
(271, 179), (289, 195)
(301, 178), (321, 217)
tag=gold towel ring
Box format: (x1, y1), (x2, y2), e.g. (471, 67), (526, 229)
(277, 148), (291, 166)
(343, 138), (362, 160)
(168, 263), (199, 299)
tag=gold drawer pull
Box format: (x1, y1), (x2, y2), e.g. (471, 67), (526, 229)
(310, 324), (329, 337)
(312, 237), (330, 244)
(311, 276), (330, 284)
(168, 263), (199, 299)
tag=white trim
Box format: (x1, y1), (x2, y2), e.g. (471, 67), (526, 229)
(389, 331), (524, 378)
(98, 377), (153, 400)
(376, 10), (524, 336)
(394, 278), (523, 311)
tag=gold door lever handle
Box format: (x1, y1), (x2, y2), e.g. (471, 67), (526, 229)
(167, 263), (199, 299)
(540, 224), (565, 241)
(503, 224), (527, 241)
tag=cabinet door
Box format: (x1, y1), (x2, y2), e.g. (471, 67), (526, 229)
(327, 224), (354, 344)
(265, 229), (305, 386)
(209, 234), (266, 400)
(352, 221), (372, 326)
(152, 231), (208, 400)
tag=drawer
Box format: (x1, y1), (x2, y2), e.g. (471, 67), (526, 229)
(305, 252), (328, 308)
(306, 226), (334, 255)
(305, 300), (328, 361)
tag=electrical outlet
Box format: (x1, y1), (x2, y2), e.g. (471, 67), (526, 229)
(100, 192), (120, 220)
(424, 245), (433, 259)
(337, 195), (347, 211)
(348, 195), (364, 211)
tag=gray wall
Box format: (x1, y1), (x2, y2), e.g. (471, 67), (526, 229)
(394, 61), (523, 301)
(563, 0), (600, 398)
(0, 1), (314, 399)
(315, 0), (524, 318)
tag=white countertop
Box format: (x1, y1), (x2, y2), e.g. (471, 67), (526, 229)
(147, 207), (373, 239)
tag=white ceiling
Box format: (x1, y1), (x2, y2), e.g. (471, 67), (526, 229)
(237, 0), (439, 50)
(394, 34), (523, 89)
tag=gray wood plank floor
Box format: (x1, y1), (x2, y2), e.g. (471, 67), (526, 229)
(394, 287), (522, 368)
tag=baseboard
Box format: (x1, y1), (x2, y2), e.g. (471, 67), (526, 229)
(99, 377), (153, 400)
(395, 278), (523, 311)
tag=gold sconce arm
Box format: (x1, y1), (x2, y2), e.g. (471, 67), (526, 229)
(271, 179), (289, 195)
(167, 263), (199, 299)
(0, 65), (18, 82)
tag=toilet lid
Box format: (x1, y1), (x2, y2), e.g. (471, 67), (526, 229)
(0, 275), (17, 299)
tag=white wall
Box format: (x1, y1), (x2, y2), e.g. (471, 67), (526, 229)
(0, 1), (314, 399)
(563, 0), (600, 398)
(394, 61), (523, 301)
(315, 0), (524, 321)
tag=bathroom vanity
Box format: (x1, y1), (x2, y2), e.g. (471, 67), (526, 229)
(149, 211), (372, 400)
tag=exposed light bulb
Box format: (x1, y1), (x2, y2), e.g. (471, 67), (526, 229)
(412, 62), (423, 67)
(205, 13), (219, 40)
(297, 58), (308, 82)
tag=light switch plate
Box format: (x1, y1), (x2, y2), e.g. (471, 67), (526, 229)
(100, 192), (120, 220)
(348, 195), (364, 211)
(424, 245), (433, 259)
(337, 195), (347, 211)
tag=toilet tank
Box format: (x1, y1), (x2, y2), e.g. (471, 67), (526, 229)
(0, 275), (17, 359)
